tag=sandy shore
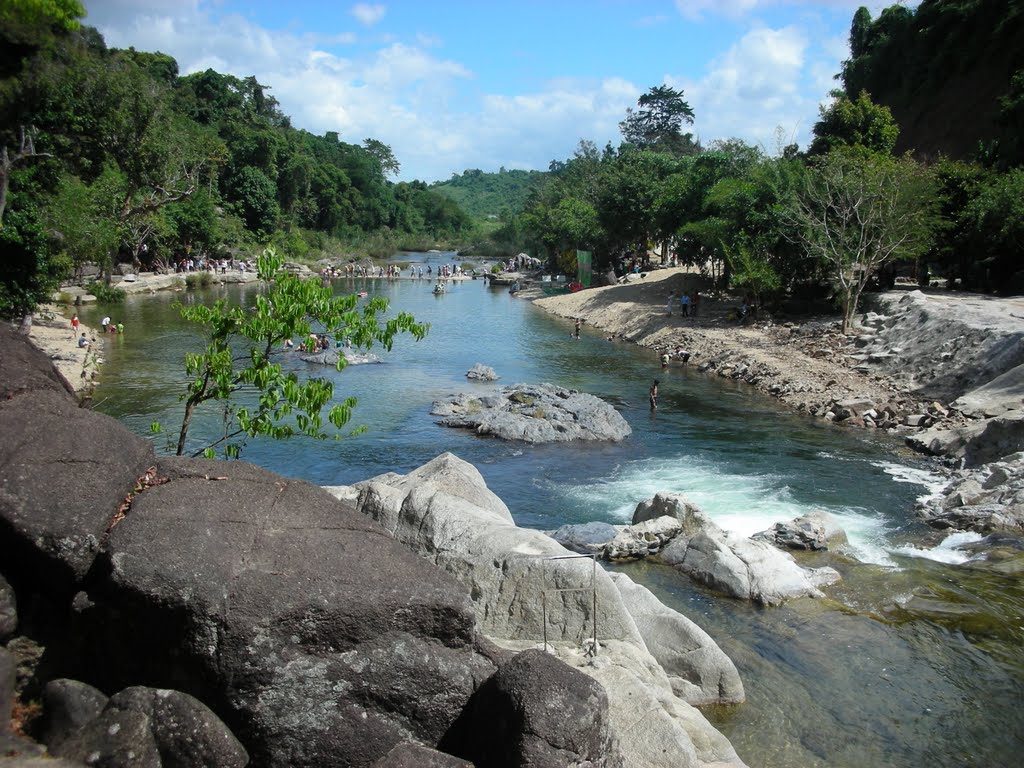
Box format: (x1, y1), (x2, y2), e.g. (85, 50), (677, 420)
(25, 306), (103, 394)
(532, 268), (939, 432)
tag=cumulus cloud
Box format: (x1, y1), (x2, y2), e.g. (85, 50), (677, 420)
(79, 1), (859, 178)
(351, 3), (386, 26)
(670, 25), (821, 151)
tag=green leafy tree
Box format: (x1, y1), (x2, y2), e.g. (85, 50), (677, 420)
(724, 240), (781, 308)
(619, 85), (698, 156)
(809, 90), (900, 156)
(172, 247), (428, 458)
(784, 148), (934, 333)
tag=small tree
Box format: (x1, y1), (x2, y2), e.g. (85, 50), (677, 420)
(171, 247), (428, 457)
(784, 148), (933, 333)
(725, 240), (780, 309)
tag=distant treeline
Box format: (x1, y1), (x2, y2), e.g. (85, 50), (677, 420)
(0, 2), (474, 317)
(431, 168), (547, 221)
(488, 0), (1024, 320)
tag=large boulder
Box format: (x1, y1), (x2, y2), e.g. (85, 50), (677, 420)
(431, 383), (631, 443)
(52, 686), (248, 768)
(351, 454), (641, 645)
(372, 742), (472, 767)
(0, 388), (155, 592)
(549, 521), (620, 556)
(608, 572), (744, 706)
(548, 517), (682, 561)
(76, 457), (495, 767)
(339, 453), (747, 767)
(648, 497), (840, 605)
(0, 574), (16, 640)
(453, 648), (620, 768)
(40, 679), (109, 750)
(0, 323), (74, 399)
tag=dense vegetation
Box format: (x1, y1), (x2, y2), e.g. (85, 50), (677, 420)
(431, 168), (547, 221)
(0, 2), (473, 318)
(495, 1), (1024, 315)
(841, 0), (1024, 166)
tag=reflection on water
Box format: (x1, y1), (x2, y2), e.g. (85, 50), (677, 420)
(79, 264), (1024, 768)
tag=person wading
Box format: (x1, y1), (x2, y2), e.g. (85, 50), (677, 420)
(649, 379), (659, 411)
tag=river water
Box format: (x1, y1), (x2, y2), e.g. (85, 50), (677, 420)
(79, 257), (1024, 767)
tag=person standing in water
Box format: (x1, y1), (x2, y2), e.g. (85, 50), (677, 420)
(649, 379), (659, 410)
(573, 318), (581, 339)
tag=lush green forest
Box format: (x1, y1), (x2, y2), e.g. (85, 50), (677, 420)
(0, 1), (474, 317)
(841, 0), (1024, 166)
(492, 0), (1023, 325)
(431, 168), (547, 221)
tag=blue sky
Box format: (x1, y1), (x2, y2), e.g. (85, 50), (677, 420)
(81, 1), (896, 182)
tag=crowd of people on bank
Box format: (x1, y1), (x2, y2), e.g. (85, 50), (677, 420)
(175, 257), (255, 274)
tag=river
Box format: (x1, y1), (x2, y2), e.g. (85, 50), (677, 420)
(78, 256), (1024, 767)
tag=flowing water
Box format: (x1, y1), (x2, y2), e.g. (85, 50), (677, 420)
(78, 255), (1024, 767)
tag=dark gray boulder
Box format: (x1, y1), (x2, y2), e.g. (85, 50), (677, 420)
(0, 646), (15, 732)
(372, 742), (473, 767)
(41, 679), (109, 750)
(75, 457), (495, 767)
(454, 648), (620, 768)
(0, 574), (16, 640)
(0, 389), (155, 591)
(431, 383), (631, 443)
(53, 686), (248, 768)
(0, 324), (74, 399)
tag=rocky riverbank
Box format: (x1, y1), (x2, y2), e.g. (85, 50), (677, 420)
(533, 271), (1024, 548)
(1, 322), (750, 768)
(22, 307), (102, 395)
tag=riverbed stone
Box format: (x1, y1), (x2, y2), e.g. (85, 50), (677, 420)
(603, 516), (682, 561)
(52, 686), (248, 768)
(908, 411), (1024, 466)
(632, 492), (703, 525)
(465, 363), (499, 381)
(752, 511), (847, 551)
(431, 383), (631, 443)
(917, 452), (1024, 533)
(549, 521), (620, 555)
(646, 496), (837, 605)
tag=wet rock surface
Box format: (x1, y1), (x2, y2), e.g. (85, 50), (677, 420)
(431, 383), (631, 443)
(465, 363), (499, 381)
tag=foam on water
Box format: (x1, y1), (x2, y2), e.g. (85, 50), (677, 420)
(889, 530), (985, 565)
(874, 460), (948, 505)
(557, 454), (901, 564)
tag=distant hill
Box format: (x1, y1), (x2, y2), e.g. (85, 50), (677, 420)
(431, 168), (547, 220)
(841, 0), (1024, 164)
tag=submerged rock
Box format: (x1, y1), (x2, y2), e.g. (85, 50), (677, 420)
(431, 383), (631, 443)
(465, 363), (499, 381)
(299, 348), (381, 365)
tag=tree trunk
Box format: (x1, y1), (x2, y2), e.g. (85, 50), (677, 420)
(176, 398), (197, 455)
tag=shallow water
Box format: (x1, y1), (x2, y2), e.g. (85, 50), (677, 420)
(79, 258), (1024, 767)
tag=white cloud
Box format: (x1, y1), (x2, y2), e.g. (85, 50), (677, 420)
(674, 0), (901, 21)
(350, 3), (386, 27)
(669, 25), (815, 151)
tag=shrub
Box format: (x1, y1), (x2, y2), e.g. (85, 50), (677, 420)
(86, 281), (126, 304)
(185, 272), (213, 290)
